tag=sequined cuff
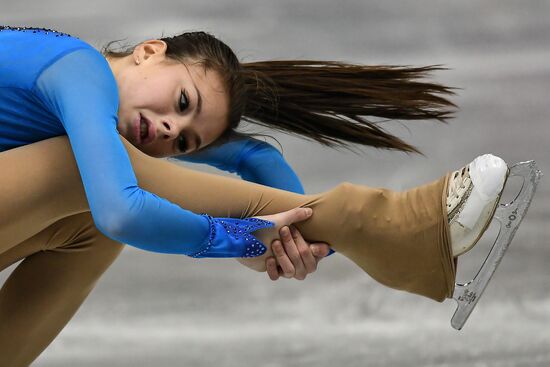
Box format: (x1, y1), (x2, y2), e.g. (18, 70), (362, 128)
(190, 215), (275, 258)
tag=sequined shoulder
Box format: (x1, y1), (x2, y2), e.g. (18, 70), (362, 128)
(0, 25), (77, 39)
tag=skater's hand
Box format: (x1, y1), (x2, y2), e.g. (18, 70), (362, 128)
(266, 225), (331, 281)
(236, 207), (330, 278)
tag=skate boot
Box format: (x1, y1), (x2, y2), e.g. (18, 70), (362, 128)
(447, 154), (542, 330)
(447, 154), (508, 256)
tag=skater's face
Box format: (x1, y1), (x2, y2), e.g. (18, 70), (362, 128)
(107, 40), (230, 158)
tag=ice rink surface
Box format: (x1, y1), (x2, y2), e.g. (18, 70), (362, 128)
(1, 1), (549, 366)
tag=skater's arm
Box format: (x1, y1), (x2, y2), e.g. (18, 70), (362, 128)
(32, 47), (274, 257)
(173, 132), (305, 193)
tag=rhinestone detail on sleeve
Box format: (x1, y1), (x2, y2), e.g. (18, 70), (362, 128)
(190, 215), (274, 258)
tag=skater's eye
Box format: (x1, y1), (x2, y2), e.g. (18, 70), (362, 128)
(177, 135), (188, 152)
(179, 90), (189, 112)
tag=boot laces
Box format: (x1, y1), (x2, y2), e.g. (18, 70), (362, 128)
(447, 166), (470, 206)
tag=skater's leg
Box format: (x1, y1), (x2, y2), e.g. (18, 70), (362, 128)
(0, 137), (90, 249)
(0, 212), (124, 367)
(0, 135), (454, 301)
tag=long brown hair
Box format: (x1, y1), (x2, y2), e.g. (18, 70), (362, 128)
(102, 31), (458, 154)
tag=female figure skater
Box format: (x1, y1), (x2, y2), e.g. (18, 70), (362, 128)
(0, 26), (516, 365)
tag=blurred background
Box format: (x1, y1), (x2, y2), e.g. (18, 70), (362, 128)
(1, 1), (549, 366)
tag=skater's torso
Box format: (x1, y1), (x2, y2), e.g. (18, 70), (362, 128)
(0, 27), (118, 152)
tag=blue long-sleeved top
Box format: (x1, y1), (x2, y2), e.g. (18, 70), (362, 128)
(0, 26), (308, 256)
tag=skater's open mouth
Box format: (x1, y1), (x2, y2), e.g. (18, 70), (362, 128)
(138, 114), (155, 144)
(140, 116), (148, 139)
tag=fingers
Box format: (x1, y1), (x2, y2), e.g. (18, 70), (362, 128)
(271, 238), (295, 278)
(310, 243), (332, 260)
(288, 226), (317, 275)
(271, 225), (317, 280)
(269, 225), (308, 280)
(263, 206), (326, 282)
(266, 241), (331, 281)
(266, 257), (280, 281)
(283, 207), (313, 226)
(280, 226), (309, 280)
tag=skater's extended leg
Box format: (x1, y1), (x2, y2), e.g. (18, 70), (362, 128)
(0, 212), (124, 367)
(0, 135), (454, 300)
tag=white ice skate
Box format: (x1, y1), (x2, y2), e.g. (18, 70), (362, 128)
(446, 154), (542, 330)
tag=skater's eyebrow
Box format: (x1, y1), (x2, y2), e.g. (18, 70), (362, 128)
(193, 83), (203, 118)
(186, 67), (202, 151)
(182, 64), (203, 118)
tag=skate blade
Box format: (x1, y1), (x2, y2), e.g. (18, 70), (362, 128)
(450, 160), (543, 330)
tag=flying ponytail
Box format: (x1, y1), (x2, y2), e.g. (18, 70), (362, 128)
(240, 61), (458, 153)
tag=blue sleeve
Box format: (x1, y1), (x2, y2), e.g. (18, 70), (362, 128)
(32, 48), (271, 257)
(174, 133), (305, 194)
